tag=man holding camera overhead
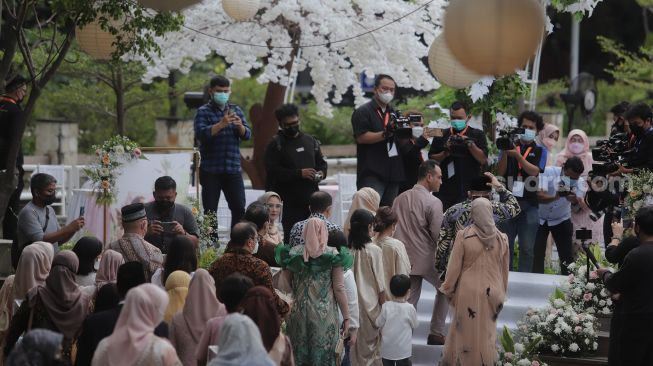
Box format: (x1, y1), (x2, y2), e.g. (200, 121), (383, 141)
(265, 103), (328, 240)
(351, 74), (405, 206)
(428, 101), (488, 210)
(497, 111), (547, 273)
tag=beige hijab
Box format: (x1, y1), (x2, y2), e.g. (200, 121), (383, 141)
(343, 188), (381, 236)
(181, 269), (226, 342)
(164, 270), (191, 322)
(469, 198), (499, 249)
(303, 218), (328, 262)
(13, 242), (54, 301)
(95, 250), (124, 288)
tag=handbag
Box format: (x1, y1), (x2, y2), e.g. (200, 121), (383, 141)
(335, 334), (346, 364)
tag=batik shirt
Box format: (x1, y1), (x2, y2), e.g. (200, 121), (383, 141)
(288, 213), (342, 247)
(108, 233), (163, 281)
(435, 187), (521, 276)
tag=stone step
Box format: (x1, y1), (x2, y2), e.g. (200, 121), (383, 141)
(596, 331), (609, 359)
(540, 355), (608, 366)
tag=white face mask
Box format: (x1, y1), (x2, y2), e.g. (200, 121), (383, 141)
(412, 126), (424, 139)
(93, 258), (100, 271)
(569, 142), (584, 154)
(378, 92), (393, 105)
(252, 239), (259, 254)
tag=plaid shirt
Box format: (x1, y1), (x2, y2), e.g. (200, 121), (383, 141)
(194, 102), (251, 174)
(435, 187), (521, 276)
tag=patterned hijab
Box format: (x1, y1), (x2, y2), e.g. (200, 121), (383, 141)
(28, 251), (90, 338)
(164, 270), (191, 322)
(182, 269), (226, 342)
(95, 250), (124, 288)
(303, 218), (328, 262)
(13, 242), (54, 301)
(344, 188), (381, 236)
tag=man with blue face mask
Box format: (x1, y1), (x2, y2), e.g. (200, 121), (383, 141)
(497, 111), (547, 273)
(194, 75), (251, 233)
(532, 156), (585, 275)
(428, 101), (488, 210)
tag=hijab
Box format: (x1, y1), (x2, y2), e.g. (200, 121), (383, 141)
(0, 275), (14, 332)
(28, 250), (90, 339)
(257, 192), (282, 208)
(343, 188), (381, 236)
(13, 242), (54, 301)
(164, 270), (191, 322)
(95, 250), (124, 288)
(240, 286), (281, 352)
(537, 123), (560, 153)
(182, 269), (226, 342)
(303, 218), (328, 262)
(208, 313), (275, 366)
(5, 329), (63, 366)
(555, 129), (593, 176)
(102, 284), (169, 366)
(469, 198), (499, 249)
(72, 237), (103, 276)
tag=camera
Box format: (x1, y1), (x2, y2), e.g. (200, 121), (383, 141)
(495, 127), (526, 151)
(314, 171), (323, 182)
(446, 134), (470, 158)
(590, 133), (631, 176)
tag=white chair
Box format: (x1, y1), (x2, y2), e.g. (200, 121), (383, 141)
(336, 173), (357, 227)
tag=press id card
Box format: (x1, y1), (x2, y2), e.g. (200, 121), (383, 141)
(512, 180), (525, 198)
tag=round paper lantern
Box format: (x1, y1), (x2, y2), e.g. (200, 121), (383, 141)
(76, 19), (118, 60)
(443, 0), (545, 76)
(137, 0), (201, 12)
(222, 0), (260, 21)
(428, 35), (482, 89)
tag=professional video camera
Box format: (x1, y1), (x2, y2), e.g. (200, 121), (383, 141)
(384, 110), (421, 139)
(590, 133), (631, 176)
(495, 127), (526, 151)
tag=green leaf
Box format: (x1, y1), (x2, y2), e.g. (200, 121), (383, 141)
(500, 325), (515, 353)
(550, 287), (566, 302)
(525, 335), (543, 355)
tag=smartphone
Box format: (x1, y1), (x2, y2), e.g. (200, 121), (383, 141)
(576, 228), (593, 241)
(80, 206), (85, 217)
(160, 221), (176, 232)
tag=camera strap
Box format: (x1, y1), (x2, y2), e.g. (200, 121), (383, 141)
(376, 109), (390, 128)
(449, 126), (469, 136)
(516, 145), (533, 177)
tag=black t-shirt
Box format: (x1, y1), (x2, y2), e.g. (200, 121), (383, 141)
(264, 131), (328, 206)
(396, 131), (429, 193)
(502, 141), (547, 205)
(428, 127), (488, 209)
(351, 100), (405, 184)
(628, 128), (653, 171)
(0, 97), (24, 171)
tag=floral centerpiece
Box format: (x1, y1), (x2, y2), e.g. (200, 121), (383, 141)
(623, 169), (653, 219)
(188, 197), (220, 269)
(496, 326), (548, 366)
(517, 289), (598, 357)
(560, 257), (614, 316)
(83, 136), (145, 206)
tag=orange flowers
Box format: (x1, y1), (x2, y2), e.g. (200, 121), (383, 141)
(102, 154), (110, 166)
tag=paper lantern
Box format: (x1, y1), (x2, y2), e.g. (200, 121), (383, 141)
(443, 0), (545, 76)
(75, 19), (118, 60)
(428, 35), (482, 89)
(222, 0), (260, 21)
(137, 0), (201, 12)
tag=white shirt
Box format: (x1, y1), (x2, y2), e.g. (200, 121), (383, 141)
(375, 301), (418, 360)
(338, 269), (360, 330)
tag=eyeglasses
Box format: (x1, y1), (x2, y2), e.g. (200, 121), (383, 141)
(267, 203), (283, 209)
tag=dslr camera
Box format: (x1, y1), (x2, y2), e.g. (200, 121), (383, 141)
(495, 127), (526, 151)
(590, 133), (631, 176)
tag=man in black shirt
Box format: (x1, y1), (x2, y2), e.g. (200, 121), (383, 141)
(1, 75), (27, 241)
(429, 101), (488, 210)
(598, 207), (653, 366)
(396, 111), (430, 194)
(265, 104), (328, 239)
(351, 74), (404, 206)
(615, 102), (653, 174)
(497, 111), (547, 272)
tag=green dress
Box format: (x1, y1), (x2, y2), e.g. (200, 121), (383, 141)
(276, 245), (353, 366)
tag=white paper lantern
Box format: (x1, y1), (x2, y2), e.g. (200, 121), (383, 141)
(76, 19), (118, 60)
(137, 0), (201, 12)
(428, 35), (482, 89)
(222, 0), (260, 21)
(444, 0), (545, 76)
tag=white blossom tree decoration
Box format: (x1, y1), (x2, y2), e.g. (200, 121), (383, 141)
(139, 0), (446, 187)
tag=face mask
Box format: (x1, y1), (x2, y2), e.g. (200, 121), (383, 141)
(631, 124), (645, 136)
(283, 125), (300, 137)
(520, 129), (537, 142)
(42, 192), (56, 206)
(569, 142), (584, 155)
(155, 200), (174, 211)
(542, 137), (557, 151)
(412, 126), (424, 139)
(213, 92), (229, 106)
(93, 258), (100, 271)
(377, 92), (393, 105)
(450, 119), (466, 132)
(252, 239), (259, 254)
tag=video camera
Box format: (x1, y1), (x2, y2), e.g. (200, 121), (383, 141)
(590, 133), (631, 176)
(385, 110), (422, 139)
(495, 127), (526, 151)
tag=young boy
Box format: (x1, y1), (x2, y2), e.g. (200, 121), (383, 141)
(375, 274), (419, 366)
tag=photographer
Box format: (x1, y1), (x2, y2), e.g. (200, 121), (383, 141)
(610, 101), (630, 136)
(396, 111), (432, 194)
(351, 74), (405, 206)
(615, 102), (653, 174)
(428, 101), (488, 210)
(497, 111), (547, 272)
(265, 103), (328, 239)
(532, 157), (585, 275)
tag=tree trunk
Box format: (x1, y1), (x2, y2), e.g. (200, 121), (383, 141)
(168, 71), (177, 118)
(115, 64), (125, 135)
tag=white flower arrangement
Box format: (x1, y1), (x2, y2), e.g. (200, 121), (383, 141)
(496, 326), (548, 366)
(563, 254), (614, 315)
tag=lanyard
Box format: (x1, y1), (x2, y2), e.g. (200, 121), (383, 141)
(376, 109), (390, 128)
(0, 96), (16, 104)
(449, 126), (469, 136)
(516, 145), (533, 177)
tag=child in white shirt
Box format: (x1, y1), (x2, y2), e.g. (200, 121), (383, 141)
(375, 274), (418, 366)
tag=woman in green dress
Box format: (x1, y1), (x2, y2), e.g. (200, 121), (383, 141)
(276, 218), (352, 366)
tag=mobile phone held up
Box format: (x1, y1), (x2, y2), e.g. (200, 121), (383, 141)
(80, 206), (85, 217)
(160, 221), (176, 232)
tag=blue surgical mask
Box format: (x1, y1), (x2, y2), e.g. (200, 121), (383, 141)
(213, 92), (230, 106)
(450, 119), (467, 131)
(521, 129), (537, 142)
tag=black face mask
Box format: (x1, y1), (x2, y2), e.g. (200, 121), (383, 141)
(283, 125), (299, 137)
(41, 192), (56, 206)
(155, 200), (174, 211)
(631, 124), (645, 137)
